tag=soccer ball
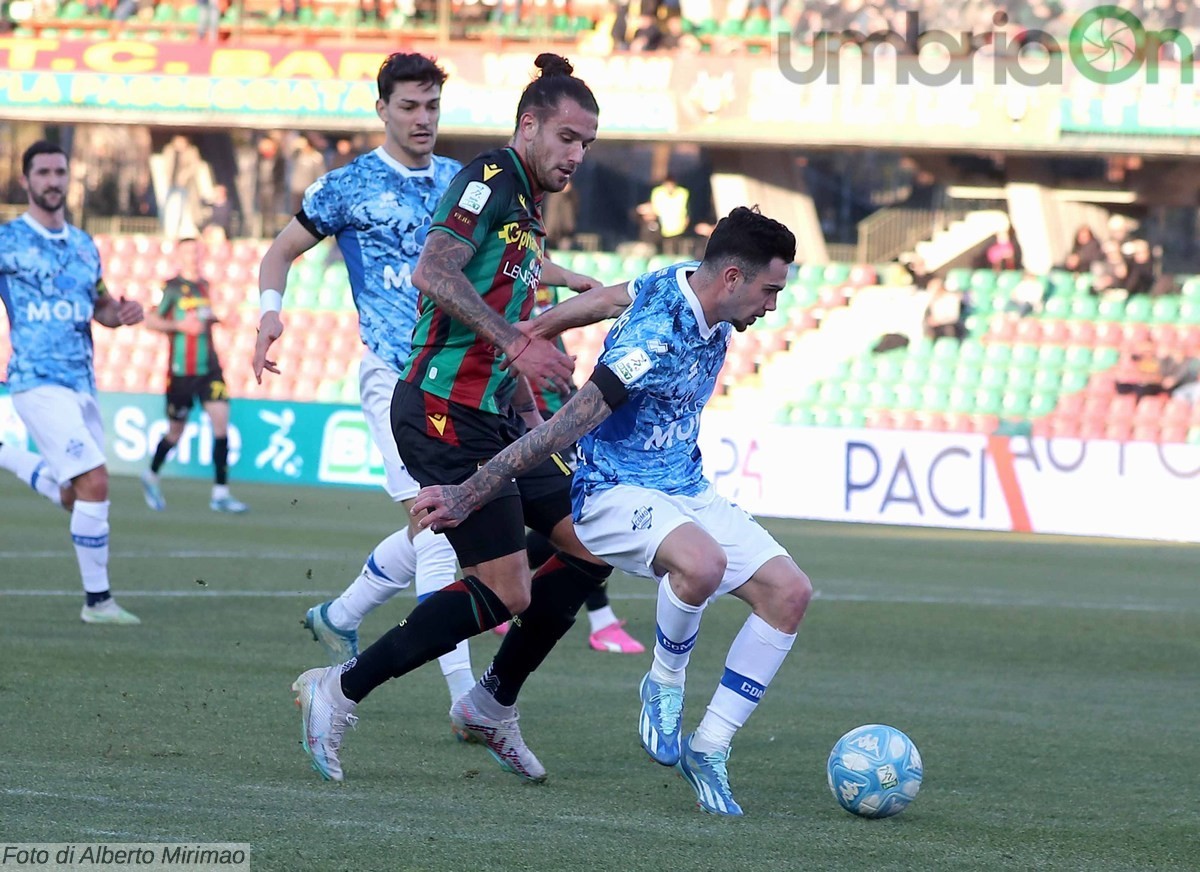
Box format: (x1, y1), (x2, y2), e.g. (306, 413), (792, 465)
(827, 724), (923, 819)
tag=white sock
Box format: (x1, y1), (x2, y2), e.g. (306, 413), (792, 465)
(70, 499), (111, 594)
(692, 612), (796, 754)
(212, 484), (230, 501)
(587, 604), (618, 634)
(468, 682), (514, 721)
(414, 526), (474, 700)
(649, 574), (706, 686)
(0, 442), (62, 507)
(326, 529), (416, 630)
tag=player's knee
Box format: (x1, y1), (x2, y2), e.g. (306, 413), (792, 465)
(775, 568), (813, 631)
(500, 588), (532, 615)
(672, 553), (726, 604)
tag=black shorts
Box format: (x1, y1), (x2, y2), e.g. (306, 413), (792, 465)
(391, 379), (573, 568)
(166, 372), (230, 422)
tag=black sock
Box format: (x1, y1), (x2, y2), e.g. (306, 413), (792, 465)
(86, 590), (112, 607)
(150, 437), (177, 473)
(481, 553), (612, 706)
(213, 437), (229, 485)
(584, 584), (610, 612)
(524, 529), (556, 570)
(340, 575), (509, 704)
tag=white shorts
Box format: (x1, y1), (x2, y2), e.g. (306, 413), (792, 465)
(574, 482), (788, 599)
(12, 385), (107, 482)
(359, 348), (420, 502)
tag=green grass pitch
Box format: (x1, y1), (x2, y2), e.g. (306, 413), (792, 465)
(2, 476), (1199, 871)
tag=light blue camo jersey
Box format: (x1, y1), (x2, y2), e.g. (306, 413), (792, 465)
(300, 147), (461, 373)
(0, 214), (105, 394)
(573, 262), (730, 517)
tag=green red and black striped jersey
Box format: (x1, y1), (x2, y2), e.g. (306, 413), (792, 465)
(403, 147), (545, 415)
(157, 275), (220, 377)
(532, 284), (575, 415)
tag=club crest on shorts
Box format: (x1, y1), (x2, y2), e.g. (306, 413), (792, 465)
(631, 506), (653, 531)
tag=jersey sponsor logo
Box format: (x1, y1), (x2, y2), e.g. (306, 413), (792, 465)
(383, 262), (413, 291)
(610, 348), (652, 385)
(496, 222), (542, 254)
(482, 163), (503, 182)
(631, 505), (653, 530)
(643, 415), (697, 450)
(427, 413), (448, 435)
(501, 259), (541, 291)
(458, 180), (492, 214)
(25, 299), (93, 323)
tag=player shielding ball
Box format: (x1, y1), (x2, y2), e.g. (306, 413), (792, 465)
(413, 207), (813, 815)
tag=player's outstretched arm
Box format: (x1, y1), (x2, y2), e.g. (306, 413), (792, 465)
(414, 232), (575, 394)
(526, 282), (632, 341)
(541, 258), (602, 293)
(413, 381), (612, 531)
(94, 293), (144, 328)
(254, 218), (321, 382)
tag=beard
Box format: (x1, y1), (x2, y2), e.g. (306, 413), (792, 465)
(30, 188), (65, 213)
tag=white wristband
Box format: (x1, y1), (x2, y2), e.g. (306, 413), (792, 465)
(259, 289), (283, 315)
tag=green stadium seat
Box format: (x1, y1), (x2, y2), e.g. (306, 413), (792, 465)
(1091, 347), (1120, 369)
(1061, 370), (1089, 392)
(970, 270), (998, 293)
(868, 383), (896, 407)
(1001, 391), (1031, 416)
(907, 338), (934, 360)
(621, 255), (649, 276)
(900, 359), (928, 384)
(178, 5), (200, 23)
(948, 386), (974, 412)
(1096, 298), (1125, 321)
(742, 16), (769, 37)
(1011, 343), (1039, 367)
(796, 382), (820, 406)
(927, 361), (956, 386)
(920, 385), (949, 412)
(945, 269), (971, 292)
(1008, 368), (1036, 391)
(873, 357), (903, 384)
(952, 362), (981, 388)
(842, 382), (870, 409)
(892, 384), (919, 410)
(796, 263), (824, 283)
(931, 337), (959, 360)
(848, 357), (875, 383)
(1180, 300), (1200, 324)
(983, 344), (1012, 365)
(1123, 295), (1152, 321)
(788, 406), (815, 426)
(1074, 273), (1095, 294)
(817, 383), (845, 407)
(1070, 297), (1099, 320)
(980, 365), (1007, 390)
(1037, 344), (1066, 368)
(152, 3), (176, 22)
(1028, 391), (1057, 418)
(840, 409), (867, 428)
(995, 270), (1024, 293)
(1151, 297), (1180, 323)
(1064, 346), (1093, 370)
(718, 18), (743, 37)
(974, 388), (1003, 415)
(1033, 368), (1061, 392)
(58, 0), (86, 19)
(1182, 277), (1200, 298)
(959, 339), (984, 363)
(1042, 296), (1072, 319)
(823, 263), (851, 285)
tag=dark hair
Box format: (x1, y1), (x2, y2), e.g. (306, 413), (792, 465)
(702, 206), (796, 277)
(514, 53), (599, 129)
(377, 53), (448, 103)
(22, 140), (67, 177)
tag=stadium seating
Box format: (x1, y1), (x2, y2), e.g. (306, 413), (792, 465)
(8, 235), (1192, 447)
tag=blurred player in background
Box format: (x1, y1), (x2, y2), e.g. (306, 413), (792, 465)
(253, 52), (476, 703)
(140, 237), (247, 514)
(0, 140), (144, 625)
(291, 53), (613, 784)
(413, 207), (813, 815)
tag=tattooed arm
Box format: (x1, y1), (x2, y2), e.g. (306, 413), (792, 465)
(413, 231), (575, 393)
(412, 381), (612, 531)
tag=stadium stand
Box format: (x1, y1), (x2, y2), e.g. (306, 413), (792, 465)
(8, 234), (1193, 447)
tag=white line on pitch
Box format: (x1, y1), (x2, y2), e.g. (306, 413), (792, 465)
(0, 588), (1195, 614)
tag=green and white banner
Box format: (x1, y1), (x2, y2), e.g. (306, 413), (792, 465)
(0, 387), (387, 490)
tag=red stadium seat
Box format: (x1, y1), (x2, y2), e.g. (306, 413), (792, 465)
(1163, 398), (1192, 424)
(1056, 392), (1085, 415)
(1108, 394), (1137, 422)
(1091, 321), (1122, 346)
(1041, 320), (1069, 344)
(942, 412), (972, 432)
(1122, 323), (1151, 345)
(864, 409), (894, 429)
(1077, 419), (1105, 440)
(968, 413), (999, 434)
(891, 410), (918, 431)
(1106, 421), (1132, 441)
(1131, 423), (1159, 443)
(1160, 424), (1189, 444)
(1133, 395), (1166, 421)
(1015, 319), (1042, 342)
(988, 318), (1017, 342)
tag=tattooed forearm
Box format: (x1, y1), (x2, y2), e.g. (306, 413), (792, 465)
(465, 383), (612, 506)
(414, 233), (522, 348)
